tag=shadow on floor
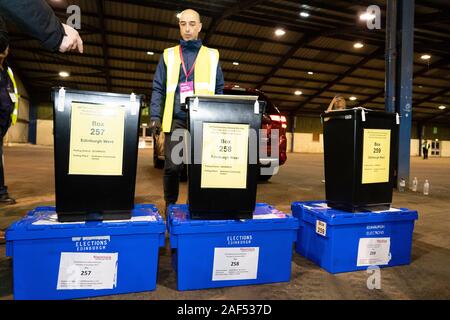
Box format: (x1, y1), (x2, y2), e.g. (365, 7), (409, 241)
(0, 253), (13, 298)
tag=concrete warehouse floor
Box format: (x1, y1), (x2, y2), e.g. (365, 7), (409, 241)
(0, 145), (449, 300)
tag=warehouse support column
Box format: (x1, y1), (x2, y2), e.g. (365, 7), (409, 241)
(418, 122), (423, 157)
(290, 113), (295, 153)
(386, 0), (414, 188)
(28, 101), (37, 145)
(385, 0), (396, 114)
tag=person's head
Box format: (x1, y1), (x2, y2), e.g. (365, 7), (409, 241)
(178, 9), (202, 41)
(0, 30), (9, 61)
(334, 95), (346, 110)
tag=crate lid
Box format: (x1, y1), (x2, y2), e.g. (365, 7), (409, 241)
(168, 203), (299, 235)
(6, 204), (166, 241)
(292, 201), (418, 225)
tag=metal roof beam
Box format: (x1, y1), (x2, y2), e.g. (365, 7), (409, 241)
(422, 109), (450, 123)
(11, 46), (449, 91)
(292, 47), (385, 112)
(204, 0), (266, 44)
(412, 87), (450, 107)
(357, 56), (450, 107)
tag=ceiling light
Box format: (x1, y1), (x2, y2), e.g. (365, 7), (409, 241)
(294, 90), (302, 96)
(232, 61), (239, 66)
(234, 85), (240, 88)
(308, 71), (314, 75)
(349, 96), (357, 101)
(353, 42), (364, 49)
(421, 54), (431, 60)
(59, 71), (70, 78)
(359, 12), (376, 20)
(438, 105), (446, 110)
(146, 51), (154, 55)
(300, 12), (310, 18)
(275, 29), (286, 37)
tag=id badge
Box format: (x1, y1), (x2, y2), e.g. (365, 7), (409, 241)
(180, 81), (194, 104)
(9, 92), (17, 103)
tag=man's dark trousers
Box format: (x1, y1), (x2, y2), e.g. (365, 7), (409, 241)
(163, 119), (187, 204)
(0, 138), (7, 196)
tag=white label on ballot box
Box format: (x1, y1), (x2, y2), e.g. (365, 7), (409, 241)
(57, 252), (118, 290)
(357, 238), (391, 267)
(212, 247), (259, 281)
(362, 129), (391, 184)
(68, 102), (125, 176)
(201, 122), (249, 189)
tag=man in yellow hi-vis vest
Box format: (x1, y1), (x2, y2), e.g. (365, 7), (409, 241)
(150, 9), (224, 210)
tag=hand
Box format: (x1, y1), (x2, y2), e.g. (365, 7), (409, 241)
(150, 119), (162, 135)
(59, 24), (83, 53)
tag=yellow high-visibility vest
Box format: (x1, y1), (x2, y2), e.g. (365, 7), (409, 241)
(162, 45), (219, 133)
(6, 67), (19, 125)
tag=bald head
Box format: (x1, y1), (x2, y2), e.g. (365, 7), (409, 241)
(179, 9), (202, 41)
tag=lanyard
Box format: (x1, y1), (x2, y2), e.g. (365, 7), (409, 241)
(179, 45), (196, 83)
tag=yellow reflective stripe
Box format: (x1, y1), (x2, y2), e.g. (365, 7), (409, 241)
(195, 82), (210, 90)
(7, 67), (19, 125)
(162, 46), (181, 133)
(208, 49), (218, 93)
(194, 46), (216, 95)
(167, 84), (177, 93)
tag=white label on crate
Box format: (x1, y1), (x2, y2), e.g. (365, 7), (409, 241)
(33, 213), (86, 226)
(253, 213), (285, 220)
(57, 252), (118, 290)
(372, 207), (401, 213)
(32, 214), (156, 226)
(357, 238), (391, 267)
(104, 216), (157, 223)
(304, 203), (329, 210)
(316, 220), (327, 237)
(212, 247), (259, 281)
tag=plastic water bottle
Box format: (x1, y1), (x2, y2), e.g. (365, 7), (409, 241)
(411, 177), (418, 192)
(423, 180), (430, 195)
(399, 178), (406, 192)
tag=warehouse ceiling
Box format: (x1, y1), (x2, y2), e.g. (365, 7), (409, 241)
(6, 0), (450, 124)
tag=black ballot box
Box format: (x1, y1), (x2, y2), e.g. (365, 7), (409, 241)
(321, 108), (398, 212)
(186, 95), (263, 220)
(52, 88), (142, 222)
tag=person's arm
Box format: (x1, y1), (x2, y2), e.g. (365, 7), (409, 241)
(0, 0), (65, 52)
(150, 55), (167, 121)
(215, 62), (224, 94)
(326, 97), (336, 112)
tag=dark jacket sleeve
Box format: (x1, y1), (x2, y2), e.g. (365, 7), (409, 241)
(0, 0), (64, 52)
(150, 55), (167, 120)
(215, 62), (224, 94)
(0, 68), (13, 137)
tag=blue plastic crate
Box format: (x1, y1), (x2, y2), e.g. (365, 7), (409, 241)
(6, 204), (166, 300)
(291, 201), (419, 274)
(168, 203), (299, 291)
